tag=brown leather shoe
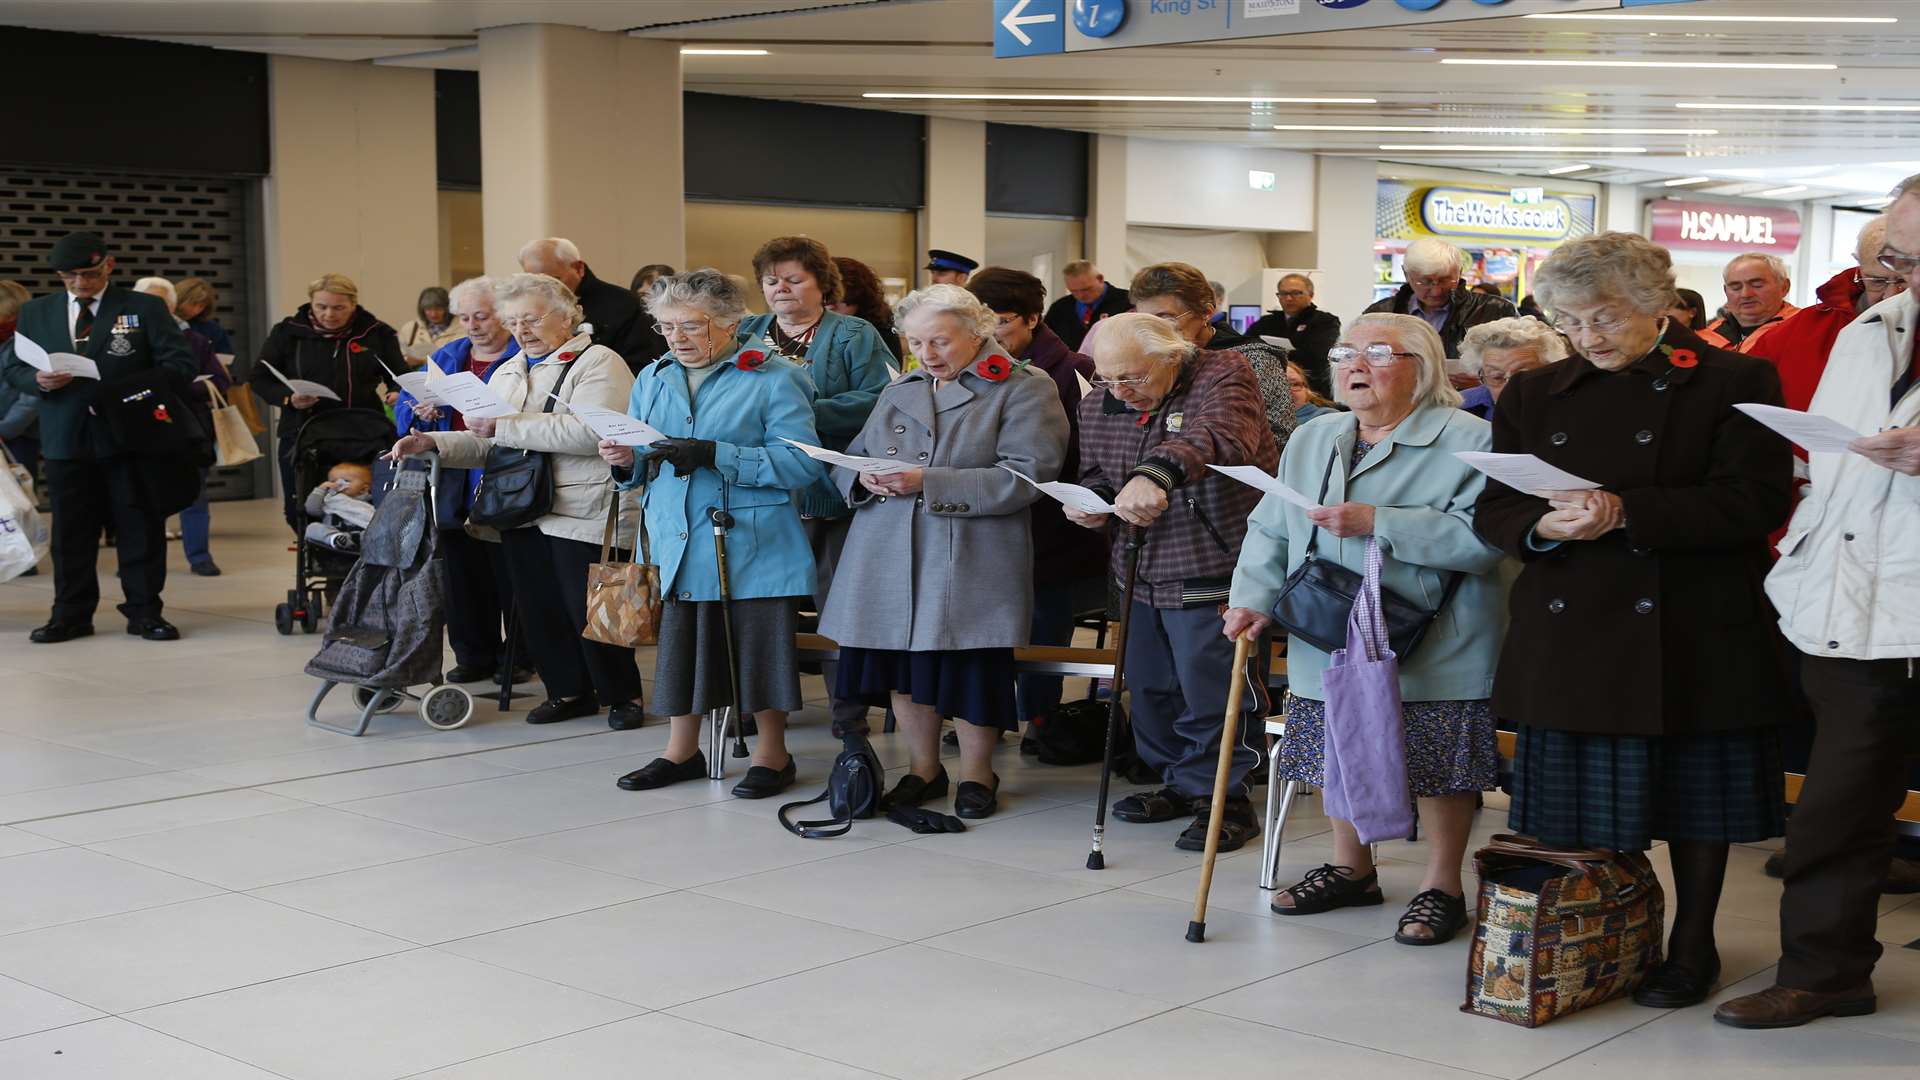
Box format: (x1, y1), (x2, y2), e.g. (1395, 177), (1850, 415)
(1713, 984), (1876, 1029)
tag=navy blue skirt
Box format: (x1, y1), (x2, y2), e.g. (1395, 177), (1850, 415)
(834, 647), (1019, 731)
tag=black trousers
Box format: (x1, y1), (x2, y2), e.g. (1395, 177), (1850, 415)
(499, 527), (642, 707)
(1779, 654), (1920, 991)
(45, 457), (168, 623)
(442, 528), (509, 671)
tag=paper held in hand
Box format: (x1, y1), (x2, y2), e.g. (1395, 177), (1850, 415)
(1206, 464), (1321, 509)
(781, 437), (913, 476)
(997, 464), (1117, 514)
(1454, 452), (1600, 497)
(1733, 403), (1866, 455)
(549, 395), (665, 447)
(430, 371), (515, 418)
(11, 333), (100, 379)
(260, 360), (342, 402)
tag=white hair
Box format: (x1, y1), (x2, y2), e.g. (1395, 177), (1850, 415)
(1459, 317), (1569, 375)
(895, 283), (998, 343)
(133, 276), (175, 307)
(1089, 311), (1199, 369)
(1403, 237), (1466, 278)
(1337, 313), (1462, 409)
(645, 269), (750, 329)
(493, 272), (582, 328)
(1725, 252), (1790, 284)
(517, 237), (582, 267)
(1856, 215), (1891, 266)
(448, 276), (496, 313)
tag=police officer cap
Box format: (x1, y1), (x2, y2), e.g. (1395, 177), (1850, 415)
(925, 249), (979, 273)
(49, 231), (110, 272)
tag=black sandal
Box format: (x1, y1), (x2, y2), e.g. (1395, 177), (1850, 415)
(1112, 786), (1195, 824)
(1271, 864), (1384, 916)
(1394, 888), (1468, 946)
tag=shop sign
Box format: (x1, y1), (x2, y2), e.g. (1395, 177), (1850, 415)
(1420, 187), (1575, 242)
(1649, 200), (1802, 254)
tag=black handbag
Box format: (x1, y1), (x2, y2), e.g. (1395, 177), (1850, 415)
(1268, 447), (1465, 660)
(466, 356), (580, 531)
(779, 736), (884, 838)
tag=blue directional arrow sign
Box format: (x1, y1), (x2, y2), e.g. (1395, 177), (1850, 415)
(994, 0), (1066, 58)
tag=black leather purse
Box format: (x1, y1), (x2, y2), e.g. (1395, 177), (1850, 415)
(467, 356), (580, 531)
(1268, 447), (1465, 660)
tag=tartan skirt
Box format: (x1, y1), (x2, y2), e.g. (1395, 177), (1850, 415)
(1508, 726), (1786, 852)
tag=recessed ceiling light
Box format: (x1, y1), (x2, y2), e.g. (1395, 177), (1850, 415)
(1526, 13), (1895, 23)
(1378, 144), (1649, 154)
(1547, 164), (1592, 175)
(1443, 58), (1837, 70)
(1662, 176), (1713, 187)
(1676, 101), (1920, 112)
(863, 92), (1377, 104)
(1758, 185), (1810, 197)
(1270, 123), (1716, 135)
(681, 48), (769, 55)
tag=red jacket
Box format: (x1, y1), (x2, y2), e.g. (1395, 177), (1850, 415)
(1744, 268), (1862, 411)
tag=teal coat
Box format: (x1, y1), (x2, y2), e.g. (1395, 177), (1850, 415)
(737, 311), (891, 518)
(1227, 404), (1513, 702)
(0, 286), (197, 460)
(617, 349), (827, 601)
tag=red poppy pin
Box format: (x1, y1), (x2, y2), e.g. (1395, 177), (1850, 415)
(976, 355), (1013, 381)
(152, 404), (172, 424)
(1669, 347), (1699, 369)
(556, 351), (577, 363)
(736, 349), (767, 371)
(347, 341), (365, 354)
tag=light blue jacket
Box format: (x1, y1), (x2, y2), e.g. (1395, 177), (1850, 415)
(1227, 404), (1514, 702)
(737, 311), (892, 518)
(617, 348), (827, 601)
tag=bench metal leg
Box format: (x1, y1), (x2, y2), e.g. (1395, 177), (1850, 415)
(1260, 779), (1299, 891)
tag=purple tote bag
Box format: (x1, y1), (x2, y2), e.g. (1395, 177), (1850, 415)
(1320, 537), (1415, 845)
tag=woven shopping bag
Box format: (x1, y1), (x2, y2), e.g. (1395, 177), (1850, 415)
(206, 383), (264, 467)
(1462, 834), (1666, 1028)
(581, 495), (662, 648)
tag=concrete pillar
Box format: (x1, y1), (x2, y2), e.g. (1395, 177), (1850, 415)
(1086, 134), (1128, 280)
(1603, 182), (1644, 235)
(263, 55), (439, 324)
(478, 25), (684, 280)
(1310, 155), (1380, 319)
(921, 117), (986, 286)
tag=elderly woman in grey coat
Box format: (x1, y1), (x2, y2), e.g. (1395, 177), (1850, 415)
(819, 285), (1070, 819)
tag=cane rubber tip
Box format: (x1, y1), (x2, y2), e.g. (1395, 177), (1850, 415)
(1186, 921), (1206, 943)
(731, 744), (749, 758)
(1086, 852), (1105, 870)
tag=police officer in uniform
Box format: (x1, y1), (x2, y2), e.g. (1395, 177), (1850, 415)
(924, 249), (978, 287)
(0, 232), (197, 642)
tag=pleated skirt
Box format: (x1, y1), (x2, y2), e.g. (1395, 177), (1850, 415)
(834, 647), (1020, 731)
(651, 597), (803, 716)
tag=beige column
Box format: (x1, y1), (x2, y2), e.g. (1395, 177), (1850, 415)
(921, 117), (986, 286)
(263, 55), (439, 322)
(478, 25), (684, 279)
(1086, 134), (1128, 279)
(1308, 155), (1380, 318)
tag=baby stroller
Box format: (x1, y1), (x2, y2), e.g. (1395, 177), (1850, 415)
(304, 451), (474, 736)
(275, 408), (398, 634)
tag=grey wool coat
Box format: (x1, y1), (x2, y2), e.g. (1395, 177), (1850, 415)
(817, 346), (1070, 653)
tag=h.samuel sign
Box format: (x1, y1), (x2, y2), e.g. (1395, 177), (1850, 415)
(1420, 187), (1575, 242)
(1649, 200), (1803, 254)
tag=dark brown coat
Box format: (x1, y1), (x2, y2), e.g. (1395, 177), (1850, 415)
(1473, 323), (1795, 737)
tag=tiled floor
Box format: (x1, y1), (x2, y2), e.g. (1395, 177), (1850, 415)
(3, 498), (1918, 1078)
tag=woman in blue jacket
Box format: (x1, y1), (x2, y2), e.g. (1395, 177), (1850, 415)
(737, 236), (893, 740)
(392, 276), (524, 688)
(599, 269), (827, 799)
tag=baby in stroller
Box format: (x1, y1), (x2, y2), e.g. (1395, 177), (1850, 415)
(304, 462), (376, 553)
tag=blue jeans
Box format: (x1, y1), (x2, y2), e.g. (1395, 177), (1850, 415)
(179, 468), (212, 566)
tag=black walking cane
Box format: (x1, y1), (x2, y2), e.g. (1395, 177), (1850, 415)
(704, 494), (751, 779)
(1087, 524), (1147, 871)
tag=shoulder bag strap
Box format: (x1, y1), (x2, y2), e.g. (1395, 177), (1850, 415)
(539, 351), (583, 414)
(1303, 446), (1339, 558)
(599, 493), (619, 564)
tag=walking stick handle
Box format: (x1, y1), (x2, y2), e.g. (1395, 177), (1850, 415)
(1188, 632), (1255, 942)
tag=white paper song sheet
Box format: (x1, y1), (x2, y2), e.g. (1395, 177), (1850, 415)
(1075, 369), (1095, 398)
(781, 437), (913, 476)
(11, 333), (100, 379)
(997, 464), (1117, 514)
(391, 370), (444, 407)
(1733, 403), (1866, 455)
(1207, 464), (1322, 509)
(1454, 452), (1600, 497)
(260, 360), (341, 402)
(431, 370), (515, 418)
(551, 396), (665, 447)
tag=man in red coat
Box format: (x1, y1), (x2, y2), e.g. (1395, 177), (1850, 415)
(1748, 216), (1907, 411)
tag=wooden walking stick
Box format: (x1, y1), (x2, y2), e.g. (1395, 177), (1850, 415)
(1187, 632), (1255, 943)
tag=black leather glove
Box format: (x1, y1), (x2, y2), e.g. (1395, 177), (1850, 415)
(640, 437), (717, 482)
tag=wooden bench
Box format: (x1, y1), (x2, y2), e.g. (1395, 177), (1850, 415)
(795, 632), (1288, 680)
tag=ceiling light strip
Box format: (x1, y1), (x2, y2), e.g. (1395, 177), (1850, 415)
(1676, 101), (1920, 112)
(1547, 164), (1592, 175)
(1662, 176), (1713, 187)
(681, 48), (768, 55)
(1378, 144), (1649, 153)
(1272, 124), (1716, 135)
(1526, 13), (1896, 24)
(862, 92), (1378, 104)
(1758, 185), (1810, 197)
(1442, 58), (1837, 70)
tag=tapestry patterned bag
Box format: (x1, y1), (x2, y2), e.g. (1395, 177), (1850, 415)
(582, 494), (661, 648)
(1462, 834), (1665, 1028)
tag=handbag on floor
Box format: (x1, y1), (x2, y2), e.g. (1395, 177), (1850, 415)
(779, 736), (883, 838)
(1462, 834), (1666, 1028)
(205, 383), (263, 467)
(1318, 536), (1414, 845)
(581, 495), (662, 647)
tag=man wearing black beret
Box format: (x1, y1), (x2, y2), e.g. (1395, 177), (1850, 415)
(0, 231), (198, 642)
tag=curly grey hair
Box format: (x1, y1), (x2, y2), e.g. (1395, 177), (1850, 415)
(1533, 231), (1678, 318)
(644, 269), (750, 329)
(1338, 313), (1462, 410)
(448, 276), (496, 314)
(895, 283), (998, 343)
(1088, 312), (1199, 369)
(1459, 316), (1570, 375)
(493, 272), (582, 327)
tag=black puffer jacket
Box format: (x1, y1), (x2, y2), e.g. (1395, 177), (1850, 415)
(248, 304), (403, 438)
(1363, 283), (1517, 359)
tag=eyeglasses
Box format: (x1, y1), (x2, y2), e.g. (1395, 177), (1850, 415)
(55, 266), (108, 284)
(501, 310), (560, 331)
(1550, 312), (1635, 337)
(1147, 309), (1198, 326)
(1861, 272), (1905, 291)
(1277, 290), (1310, 299)
(1480, 372), (1513, 388)
(1090, 372), (1159, 392)
(653, 319), (712, 339)
(1877, 249), (1920, 276)
(1330, 344), (1419, 368)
